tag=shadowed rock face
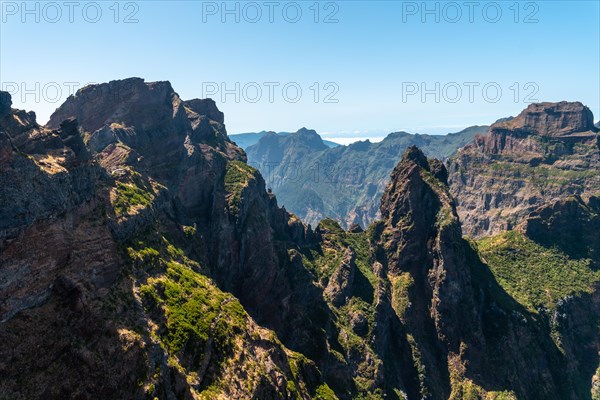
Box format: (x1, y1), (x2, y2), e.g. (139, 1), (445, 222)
(324, 247), (356, 306)
(449, 101), (600, 238)
(0, 90), (12, 118)
(519, 195), (600, 268)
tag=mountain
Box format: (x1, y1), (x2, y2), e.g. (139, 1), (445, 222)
(1, 79), (599, 400)
(448, 101), (600, 237)
(231, 130), (339, 149)
(1, 79), (328, 399)
(246, 125), (488, 229)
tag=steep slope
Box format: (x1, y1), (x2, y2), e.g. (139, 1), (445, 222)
(0, 80), (331, 399)
(474, 203), (600, 400)
(379, 147), (599, 399)
(302, 146), (599, 399)
(246, 126), (488, 229)
(448, 101), (599, 237)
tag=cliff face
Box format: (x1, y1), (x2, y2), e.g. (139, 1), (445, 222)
(1, 81), (598, 400)
(0, 80), (328, 399)
(448, 102), (599, 237)
(375, 147), (599, 400)
(300, 146), (599, 399)
(519, 195), (600, 268)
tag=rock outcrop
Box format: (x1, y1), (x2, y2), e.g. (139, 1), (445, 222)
(519, 195), (600, 268)
(449, 101), (599, 237)
(324, 248), (356, 306)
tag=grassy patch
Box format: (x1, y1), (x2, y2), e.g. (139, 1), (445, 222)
(476, 231), (599, 312)
(314, 384), (339, 400)
(140, 261), (245, 354)
(304, 219), (377, 289)
(129, 238), (246, 369)
(183, 225), (197, 238)
(390, 272), (414, 319)
(224, 160), (257, 216)
(113, 176), (155, 216)
(449, 350), (517, 400)
(421, 168), (451, 197)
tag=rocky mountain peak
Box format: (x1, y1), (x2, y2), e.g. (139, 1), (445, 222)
(292, 127), (328, 150)
(347, 140), (371, 151)
(296, 127), (315, 135)
(183, 98), (224, 124)
(47, 78), (179, 133)
(400, 144), (430, 170)
(44, 77), (244, 184)
(380, 146), (457, 237)
(449, 101), (599, 237)
(491, 101), (597, 137)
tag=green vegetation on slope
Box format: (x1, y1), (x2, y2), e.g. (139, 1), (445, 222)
(486, 161), (599, 186)
(303, 218), (377, 290)
(476, 231), (599, 312)
(314, 384), (340, 400)
(114, 180), (154, 216)
(140, 261), (245, 354)
(224, 160), (258, 216)
(130, 238), (246, 366)
(300, 218), (387, 397)
(127, 237), (316, 399)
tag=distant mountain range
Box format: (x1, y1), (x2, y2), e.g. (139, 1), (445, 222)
(245, 125), (489, 228)
(230, 130), (340, 149)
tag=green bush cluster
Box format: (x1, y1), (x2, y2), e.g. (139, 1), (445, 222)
(114, 180), (154, 216)
(314, 384), (339, 400)
(224, 160), (258, 216)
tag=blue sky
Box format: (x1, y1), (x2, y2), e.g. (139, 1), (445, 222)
(1, 1), (599, 142)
